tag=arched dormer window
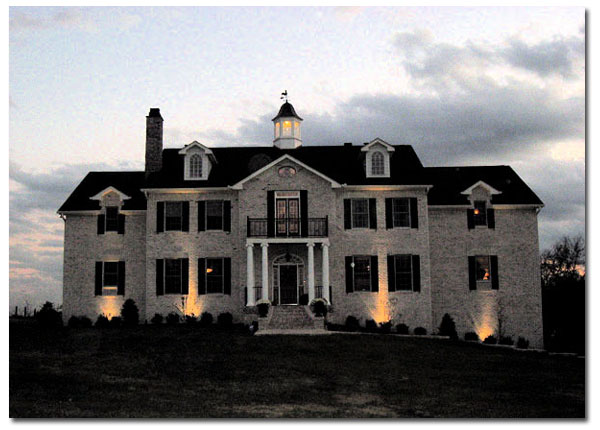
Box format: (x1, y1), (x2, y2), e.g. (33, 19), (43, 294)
(371, 151), (384, 176)
(189, 154), (202, 179)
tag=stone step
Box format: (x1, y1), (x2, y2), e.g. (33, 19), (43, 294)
(262, 306), (324, 330)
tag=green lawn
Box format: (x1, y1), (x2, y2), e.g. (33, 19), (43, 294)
(9, 320), (585, 418)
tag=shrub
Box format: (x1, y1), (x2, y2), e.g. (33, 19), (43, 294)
(310, 298), (328, 317)
(516, 337), (530, 349)
(185, 315), (197, 325)
(396, 323), (409, 335)
(256, 299), (270, 318)
(166, 313), (180, 325)
(345, 316), (360, 332)
(68, 316), (81, 328)
(79, 316), (92, 328)
(35, 302), (62, 329)
(151, 313), (163, 325)
(217, 312), (233, 329)
(120, 299), (139, 326)
(326, 322), (347, 332)
(464, 332), (479, 342)
(199, 312), (213, 327)
(109, 317), (122, 328)
(95, 315), (110, 328)
(499, 335), (514, 346)
(414, 327), (427, 336)
(379, 321), (392, 334)
(438, 313), (458, 340)
(483, 335), (497, 344)
(299, 294), (309, 305)
(365, 319), (378, 332)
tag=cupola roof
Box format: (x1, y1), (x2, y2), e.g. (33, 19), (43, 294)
(272, 102), (303, 121)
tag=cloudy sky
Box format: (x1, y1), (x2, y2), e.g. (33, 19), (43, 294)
(9, 6), (585, 311)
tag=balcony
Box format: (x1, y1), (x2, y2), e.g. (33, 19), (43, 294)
(247, 217), (328, 238)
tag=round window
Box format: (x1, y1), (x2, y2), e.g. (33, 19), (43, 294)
(278, 166), (296, 178)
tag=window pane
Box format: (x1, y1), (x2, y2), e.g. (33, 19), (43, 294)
(473, 201), (487, 225)
(103, 262), (119, 286)
(165, 202), (183, 231)
(476, 256), (491, 281)
(165, 259), (182, 294)
(371, 152), (384, 175)
(189, 154), (202, 178)
(353, 256), (371, 291)
(206, 201), (223, 230)
(206, 258), (223, 294)
(105, 207), (119, 231)
(352, 199), (369, 228)
(392, 198), (410, 227)
(395, 255), (412, 290)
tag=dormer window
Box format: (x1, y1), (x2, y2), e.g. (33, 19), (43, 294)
(189, 154), (202, 179)
(473, 200), (487, 226)
(371, 151), (384, 176)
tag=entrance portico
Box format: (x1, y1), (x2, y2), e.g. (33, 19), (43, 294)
(245, 238), (330, 306)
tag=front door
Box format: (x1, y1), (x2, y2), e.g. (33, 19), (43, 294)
(279, 265), (298, 305)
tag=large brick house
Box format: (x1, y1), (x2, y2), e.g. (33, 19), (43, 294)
(59, 102), (544, 347)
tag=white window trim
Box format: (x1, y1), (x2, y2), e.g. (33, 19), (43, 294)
(350, 198), (370, 229)
(365, 148), (390, 178)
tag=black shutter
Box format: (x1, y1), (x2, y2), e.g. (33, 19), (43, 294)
(198, 258), (206, 295)
(300, 190), (308, 237)
(117, 261), (125, 295)
(182, 201), (189, 232)
(369, 198), (377, 229)
(387, 255), (396, 292)
(468, 256), (476, 290)
(491, 256), (499, 290)
(156, 259), (164, 296)
(370, 255), (379, 292)
(412, 255), (421, 292)
(385, 198), (393, 229)
(487, 209), (495, 229)
(467, 209), (474, 230)
(97, 214), (105, 235)
(345, 256), (354, 293)
(157, 202), (164, 233)
(410, 198), (419, 229)
(198, 201), (206, 231)
(181, 258), (189, 294)
(95, 262), (103, 296)
(267, 191), (275, 237)
(223, 258), (231, 295)
(117, 214), (125, 234)
(344, 199), (352, 229)
(223, 201), (231, 232)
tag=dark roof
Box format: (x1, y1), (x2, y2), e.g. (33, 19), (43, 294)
(58, 171), (147, 212)
(272, 102), (303, 121)
(58, 145), (543, 211)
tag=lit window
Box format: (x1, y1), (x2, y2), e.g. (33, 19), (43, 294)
(189, 154), (202, 178)
(476, 256), (491, 281)
(282, 120), (292, 135)
(275, 122), (280, 138)
(473, 201), (487, 225)
(371, 152), (384, 175)
(206, 258), (224, 294)
(105, 206), (119, 231)
(351, 199), (369, 228)
(294, 121), (300, 137)
(165, 202), (183, 231)
(103, 262), (119, 296)
(392, 198), (410, 227)
(352, 256), (372, 292)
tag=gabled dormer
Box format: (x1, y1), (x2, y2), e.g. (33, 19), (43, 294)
(179, 141), (216, 181)
(362, 138), (394, 178)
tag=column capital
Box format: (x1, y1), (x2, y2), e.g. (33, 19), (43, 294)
(260, 242), (269, 248)
(321, 243), (329, 248)
(306, 242), (315, 248)
(246, 243), (255, 248)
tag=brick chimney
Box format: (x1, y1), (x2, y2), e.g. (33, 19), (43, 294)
(145, 108), (163, 176)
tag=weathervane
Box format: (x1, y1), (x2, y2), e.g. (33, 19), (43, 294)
(280, 90), (288, 103)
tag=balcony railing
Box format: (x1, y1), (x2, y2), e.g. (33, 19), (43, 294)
(247, 217), (328, 238)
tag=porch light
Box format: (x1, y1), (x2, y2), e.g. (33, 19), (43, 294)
(206, 268), (213, 273)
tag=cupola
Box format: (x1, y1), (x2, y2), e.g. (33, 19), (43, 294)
(272, 93), (303, 149)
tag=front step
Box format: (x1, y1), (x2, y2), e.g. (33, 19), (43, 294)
(262, 306), (324, 330)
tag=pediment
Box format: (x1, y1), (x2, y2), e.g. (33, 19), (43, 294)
(89, 186), (131, 201)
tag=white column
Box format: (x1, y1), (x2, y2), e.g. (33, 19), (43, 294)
(246, 244), (255, 306)
(322, 243), (330, 303)
(307, 242), (315, 303)
(261, 243), (269, 301)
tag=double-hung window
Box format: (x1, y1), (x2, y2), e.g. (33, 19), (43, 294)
(206, 258), (224, 293)
(345, 255), (379, 293)
(351, 200), (369, 228)
(392, 199), (410, 227)
(206, 201), (224, 230)
(105, 207), (119, 232)
(468, 255), (499, 290)
(95, 261), (125, 296)
(473, 201), (487, 226)
(387, 254), (421, 292)
(197, 257), (232, 295)
(467, 200), (495, 229)
(165, 202), (183, 231)
(155, 258), (189, 295)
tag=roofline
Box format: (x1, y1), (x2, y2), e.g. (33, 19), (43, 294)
(178, 141), (214, 155)
(341, 184), (433, 191)
(230, 154), (342, 190)
(428, 203), (544, 209)
(89, 186), (131, 201)
(460, 180), (502, 196)
(360, 138), (395, 152)
(57, 209), (147, 215)
(141, 187), (234, 194)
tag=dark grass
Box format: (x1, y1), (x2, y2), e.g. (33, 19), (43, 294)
(10, 320), (585, 418)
